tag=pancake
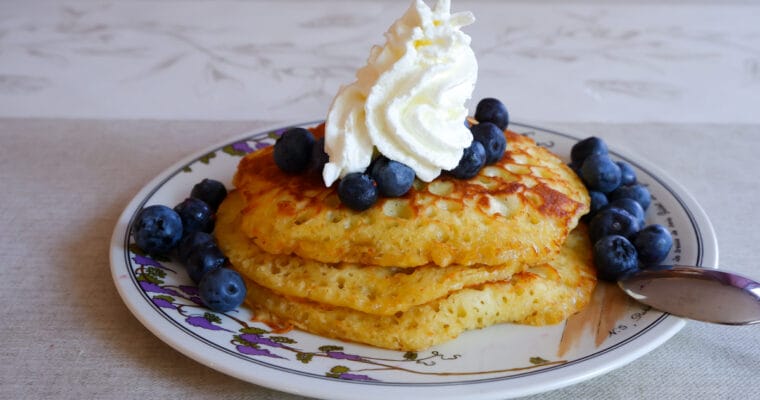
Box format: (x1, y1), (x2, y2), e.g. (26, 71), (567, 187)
(240, 227), (596, 351)
(216, 190), (527, 315)
(233, 124), (589, 268)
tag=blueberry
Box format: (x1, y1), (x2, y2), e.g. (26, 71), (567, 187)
(568, 161), (582, 177)
(617, 161), (637, 186)
(448, 140), (486, 179)
(589, 207), (640, 243)
(177, 231), (215, 265)
(581, 154), (621, 193)
(470, 122), (507, 165)
(474, 98), (509, 130)
(190, 179), (227, 212)
(185, 244), (227, 284)
(369, 156), (415, 197)
(308, 137), (329, 175)
(583, 190), (608, 222)
(132, 205), (183, 256)
(571, 136), (608, 165)
(174, 197), (214, 236)
(607, 198), (645, 228)
(199, 268), (247, 313)
(634, 224), (673, 265)
(337, 173), (378, 211)
(609, 183), (651, 211)
(593, 235), (639, 282)
(273, 127), (315, 174)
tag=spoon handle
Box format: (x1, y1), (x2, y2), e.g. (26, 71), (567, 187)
(618, 266), (760, 325)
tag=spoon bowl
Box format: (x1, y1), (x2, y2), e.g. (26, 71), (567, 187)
(618, 265), (760, 325)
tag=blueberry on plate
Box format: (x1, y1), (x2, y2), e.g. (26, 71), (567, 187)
(174, 197), (214, 236)
(571, 136), (608, 165)
(581, 153), (621, 193)
(607, 197), (645, 228)
(199, 268), (247, 313)
(177, 231), (216, 265)
(448, 140), (486, 179)
(338, 172), (379, 211)
(583, 190), (608, 222)
(132, 205), (183, 256)
(633, 224), (673, 265)
(185, 244), (227, 284)
(568, 161), (582, 177)
(593, 235), (639, 282)
(474, 98), (509, 130)
(470, 122), (507, 165)
(190, 178), (227, 212)
(369, 156), (415, 197)
(308, 137), (329, 175)
(589, 207), (640, 243)
(609, 183), (652, 211)
(273, 127), (315, 174)
(617, 161), (637, 186)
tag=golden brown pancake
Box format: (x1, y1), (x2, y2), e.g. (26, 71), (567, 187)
(214, 123), (596, 350)
(216, 190), (528, 315)
(239, 227), (596, 351)
(233, 124), (589, 268)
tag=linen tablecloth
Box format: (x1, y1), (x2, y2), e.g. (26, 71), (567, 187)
(2, 119), (758, 399)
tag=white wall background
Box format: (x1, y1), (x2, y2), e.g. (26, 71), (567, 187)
(1, 0), (758, 123)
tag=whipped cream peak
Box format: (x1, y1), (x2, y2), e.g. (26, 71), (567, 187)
(323, 0), (478, 186)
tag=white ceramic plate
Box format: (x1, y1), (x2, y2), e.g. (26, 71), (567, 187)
(110, 121), (718, 400)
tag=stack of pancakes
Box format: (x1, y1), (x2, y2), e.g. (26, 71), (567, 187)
(215, 124), (596, 350)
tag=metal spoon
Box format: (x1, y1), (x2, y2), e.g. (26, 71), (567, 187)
(618, 265), (760, 325)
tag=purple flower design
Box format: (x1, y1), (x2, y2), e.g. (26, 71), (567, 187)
(231, 141), (255, 154)
(236, 345), (286, 359)
(186, 316), (232, 332)
(254, 141), (270, 150)
(132, 254), (164, 268)
(239, 334), (286, 349)
(179, 285), (199, 295)
(326, 351), (365, 362)
(140, 281), (180, 296)
(152, 297), (176, 309)
(338, 373), (378, 382)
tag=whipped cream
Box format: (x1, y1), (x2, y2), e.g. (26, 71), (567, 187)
(323, 0), (478, 186)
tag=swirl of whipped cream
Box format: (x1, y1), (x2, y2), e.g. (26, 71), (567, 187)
(323, 0), (478, 186)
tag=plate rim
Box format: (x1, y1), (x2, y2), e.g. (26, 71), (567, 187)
(109, 120), (718, 400)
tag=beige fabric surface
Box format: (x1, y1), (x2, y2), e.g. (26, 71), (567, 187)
(1, 118), (758, 399)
